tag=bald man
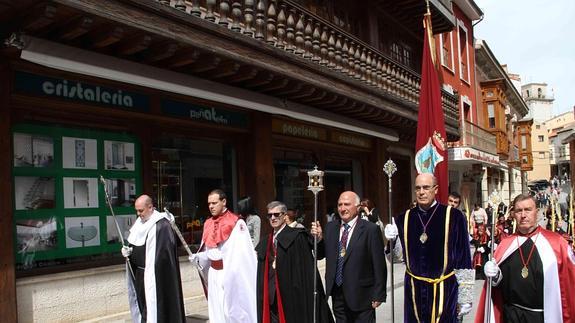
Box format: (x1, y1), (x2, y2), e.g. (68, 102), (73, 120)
(122, 195), (186, 323)
(385, 173), (473, 322)
(312, 191), (386, 322)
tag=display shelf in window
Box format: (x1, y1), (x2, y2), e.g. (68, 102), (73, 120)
(12, 123), (141, 272)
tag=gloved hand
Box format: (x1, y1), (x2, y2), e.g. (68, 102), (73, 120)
(189, 254), (199, 267)
(121, 246), (132, 258)
(483, 260), (500, 279)
(477, 246), (485, 253)
(384, 224), (398, 240)
(458, 303), (472, 316)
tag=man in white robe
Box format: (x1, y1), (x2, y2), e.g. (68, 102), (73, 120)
(192, 189), (257, 323)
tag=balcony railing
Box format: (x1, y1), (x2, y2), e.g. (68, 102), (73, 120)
(156, 0), (458, 120)
(448, 121), (497, 154)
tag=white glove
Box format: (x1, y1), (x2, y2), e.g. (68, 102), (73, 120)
(483, 260), (500, 279)
(477, 247), (485, 253)
(121, 246), (132, 258)
(458, 303), (472, 316)
(384, 224), (399, 240)
(189, 254), (201, 268)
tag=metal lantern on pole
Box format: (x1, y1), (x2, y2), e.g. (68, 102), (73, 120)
(307, 166), (324, 323)
(383, 159), (397, 323)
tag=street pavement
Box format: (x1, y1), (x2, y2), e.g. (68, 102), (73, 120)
(377, 261), (484, 322)
(93, 259), (486, 323)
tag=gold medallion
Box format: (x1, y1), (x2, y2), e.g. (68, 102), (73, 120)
(419, 232), (428, 244)
(521, 266), (528, 279)
(340, 248), (346, 258)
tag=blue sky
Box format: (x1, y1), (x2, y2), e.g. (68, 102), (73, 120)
(474, 0), (575, 115)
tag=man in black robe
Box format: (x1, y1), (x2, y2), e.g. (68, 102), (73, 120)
(122, 194), (186, 323)
(256, 200), (334, 323)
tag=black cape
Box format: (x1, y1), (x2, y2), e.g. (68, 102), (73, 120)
(256, 226), (334, 323)
(128, 217), (186, 323)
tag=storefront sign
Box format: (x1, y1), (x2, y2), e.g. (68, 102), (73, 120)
(272, 119), (327, 140)
(162, 99), (248, 128)
(449, 147), (499, 166)
(14, 71), (150, 111)
(331, 131), (372, 148)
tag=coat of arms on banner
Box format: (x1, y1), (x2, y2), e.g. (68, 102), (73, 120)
(415, 131), (445, 174)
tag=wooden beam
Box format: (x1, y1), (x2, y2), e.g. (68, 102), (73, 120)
(168, 48), (201, 68)
(251, 112), (274, 235)
(58, 16), (93, 41)
(206, 61), (241, 79)
(258, 78), (290, 93)
(0, 59), (16, 323)
(187, 55), (222, 73)
(225, 67), (261, 84)
(240, 70), (274, 87)
(22, 4), (57, 33)
(91, 26), (124, 48)
(117, 34), (152, 56)
(143, 42), (178, 63)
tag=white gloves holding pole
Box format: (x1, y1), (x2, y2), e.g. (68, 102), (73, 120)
(483, 260), (500, 279)
(484, 260), (502, 286)
(121, 246), (132, 258)
(384, 223), (399, 240)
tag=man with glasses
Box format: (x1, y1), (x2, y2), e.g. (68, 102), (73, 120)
(256, 201), (333, 323)
(191, 189), (257, 323)
(385, 173), (474, 322)
(311, 191), (386, 322)
(475, 194), (575, 323)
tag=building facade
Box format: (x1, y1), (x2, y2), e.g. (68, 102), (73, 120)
(439, 0), (487, 208)
(473, 39), (531, 207)
(0, 0), (460, 320)
(522, 82), (555, 181)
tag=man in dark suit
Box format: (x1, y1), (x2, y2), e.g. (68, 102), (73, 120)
(312, 191), (387, 322)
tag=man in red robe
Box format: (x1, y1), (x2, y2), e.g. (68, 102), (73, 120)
(475, 194), (575, 323)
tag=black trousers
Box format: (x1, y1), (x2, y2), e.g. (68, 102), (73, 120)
(331, 285), (375, 323)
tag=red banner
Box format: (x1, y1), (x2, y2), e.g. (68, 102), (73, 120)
(415, 13), (448, 203)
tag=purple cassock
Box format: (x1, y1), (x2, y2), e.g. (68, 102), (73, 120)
(395, 202), (472, 323)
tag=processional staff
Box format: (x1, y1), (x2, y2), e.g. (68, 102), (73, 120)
(383, 159), (397, 323)
(307, 166), (325, 323)
(485, 191), (502, 323)
(99, 175), (136, 281)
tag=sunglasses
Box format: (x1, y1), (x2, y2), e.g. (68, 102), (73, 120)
(267, 212), (284, 219)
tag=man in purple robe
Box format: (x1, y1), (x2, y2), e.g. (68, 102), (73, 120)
(385, 173), (474, 322)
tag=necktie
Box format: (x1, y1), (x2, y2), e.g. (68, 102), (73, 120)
(335, 223), (350, 287)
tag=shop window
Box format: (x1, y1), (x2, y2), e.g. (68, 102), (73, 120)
(152, 135), (236, 246)
(13, 124), (141, 274)
(273, 149), (315, 225)
(273, 150), (360, 225)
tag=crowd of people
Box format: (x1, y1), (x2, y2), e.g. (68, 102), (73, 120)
(119, 173), (575, 323)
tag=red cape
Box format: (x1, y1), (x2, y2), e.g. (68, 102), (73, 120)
(475, 227), (575, 323)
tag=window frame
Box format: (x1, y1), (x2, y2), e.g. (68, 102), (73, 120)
(456, 20), (470, 83)
(439, 31), (455, 73)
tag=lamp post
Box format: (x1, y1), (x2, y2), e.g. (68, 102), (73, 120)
(383, 159), (397, 323)
(307, 166), (324, 323)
